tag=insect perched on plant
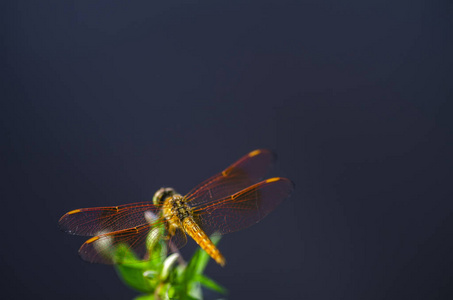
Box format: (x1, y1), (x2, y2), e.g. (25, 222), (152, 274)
(59, 149), (294, 266)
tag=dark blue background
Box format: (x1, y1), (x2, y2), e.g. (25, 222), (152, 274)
(1, 0), (452, 299)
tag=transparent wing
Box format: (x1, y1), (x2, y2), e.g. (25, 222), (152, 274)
(78, 222), (187, 264)
(192, 177), (294, 236)
(59, 203), (188, 264)
(185, 149), (275, 207)
(58, 202), (160, 236)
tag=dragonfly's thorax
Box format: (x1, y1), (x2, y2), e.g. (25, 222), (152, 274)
(169, 195), (192, 221)
(162, 194), (193, 237)
(162, 194), (193, 227)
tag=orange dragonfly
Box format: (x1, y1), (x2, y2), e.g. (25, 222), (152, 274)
(59, 149), (294, 266)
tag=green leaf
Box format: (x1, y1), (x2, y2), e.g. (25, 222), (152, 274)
(115, 264), (155, 293)
(195, 274), (227, 294)
(113, 244), (141, 264)
(114, 227), (169, 293)
(113, 229), (225, 299)
(176, 293), (200, 300)
(184, 235), (222, 282)
(161, 253), (180, 280)
(143, 270), (158, 279)
(168, 283), (201, 300)
(176, 234), (222, 298)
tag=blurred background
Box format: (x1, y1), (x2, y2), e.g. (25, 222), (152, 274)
(1, 0), (452, 299)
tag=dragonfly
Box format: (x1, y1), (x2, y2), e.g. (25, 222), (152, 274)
(59, 149), (294, 266)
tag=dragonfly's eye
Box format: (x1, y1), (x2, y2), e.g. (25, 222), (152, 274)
(152, 187), (176, 205)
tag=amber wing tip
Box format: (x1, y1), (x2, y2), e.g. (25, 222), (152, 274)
(248, 149), (262, 157)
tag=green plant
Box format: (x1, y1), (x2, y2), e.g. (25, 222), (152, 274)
(113, 234), (226, 300)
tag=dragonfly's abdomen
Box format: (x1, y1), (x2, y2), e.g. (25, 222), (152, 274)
(182, 217), (226, 267)
(163, 195), (225, 266)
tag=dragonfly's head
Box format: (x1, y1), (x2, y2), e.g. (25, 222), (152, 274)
(153, 187), (177, 206)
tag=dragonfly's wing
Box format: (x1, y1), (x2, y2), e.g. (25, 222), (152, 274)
(185, 149), (276, 207)
(192, 177), (294, 236)
(78, 223), (188, 264)
(59, 203), (189, 264)
(58, 202), (160, 236)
